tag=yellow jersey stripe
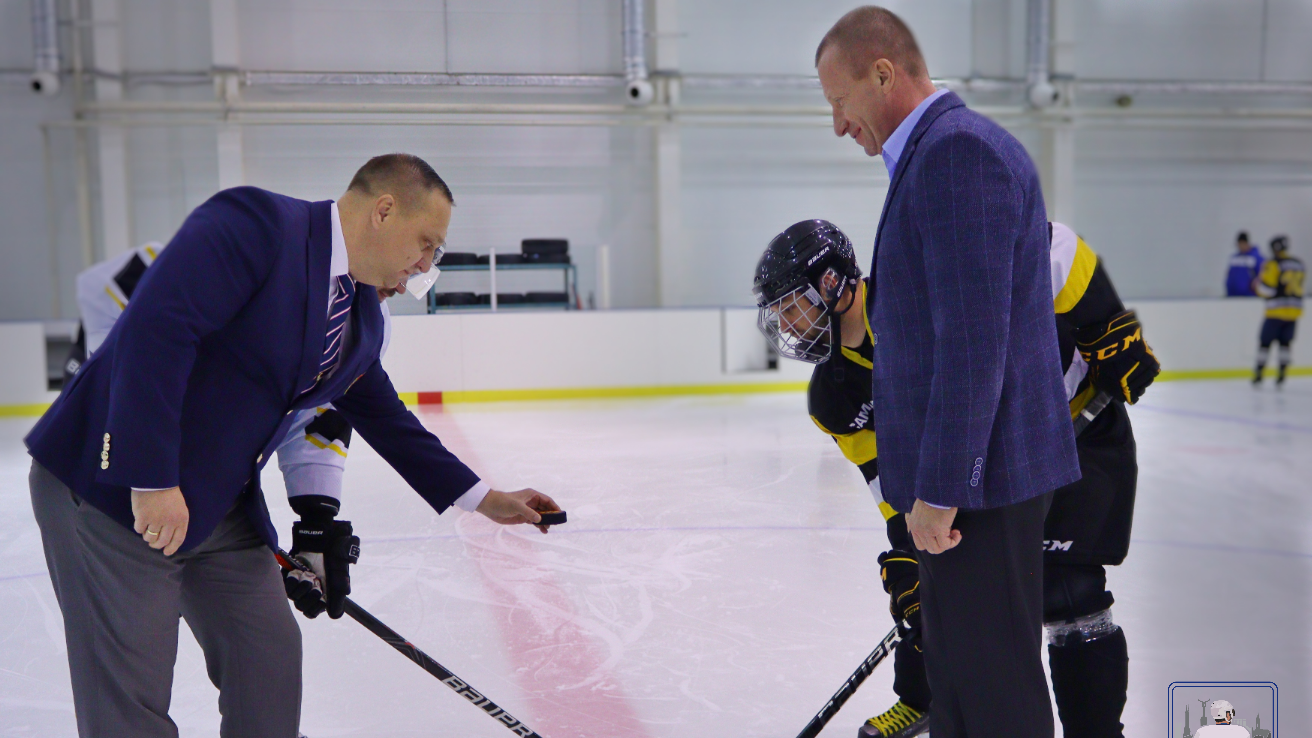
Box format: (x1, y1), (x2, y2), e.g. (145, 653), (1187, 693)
(104, 285), (125, 311)
(809, 417), (879, 465)
(305, 434), (348, 458)
(841, 347), (873, 369)
(1054, 237), (1097, 314)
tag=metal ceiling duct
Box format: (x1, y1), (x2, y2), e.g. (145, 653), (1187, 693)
(622, 0), (653, 105)
(30, 0), (60, 95)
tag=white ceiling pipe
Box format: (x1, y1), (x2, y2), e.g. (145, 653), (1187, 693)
(244, 71), (626, 88)
(1026, 0), (1058, 108)
(30, 0), (60, 95)
(623, 0), (653, 105)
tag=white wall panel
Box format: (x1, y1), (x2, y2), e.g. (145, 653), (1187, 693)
(120, 0), (212, 72)
(1074, 0), (1266, 81)
(237, 0), (447, 72)
(1074, 127), (1312, 299)
(678, 0), (973, 78)
(446, 0), (620, 74)
(1262, 0), (1312, 81)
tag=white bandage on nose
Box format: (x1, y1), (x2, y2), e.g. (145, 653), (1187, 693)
(406, 268), (440, 299)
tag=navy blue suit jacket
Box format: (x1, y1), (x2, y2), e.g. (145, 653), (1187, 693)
(27, 187), (481, 551)
(868, 92), (1080, 512)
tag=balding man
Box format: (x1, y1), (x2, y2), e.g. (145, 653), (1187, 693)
(816, 8), (1080, 737)
(27, 153), (559, 737)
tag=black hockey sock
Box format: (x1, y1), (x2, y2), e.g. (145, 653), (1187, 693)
(890, 638), (932, 713)
(1049, 627), (1128, 738)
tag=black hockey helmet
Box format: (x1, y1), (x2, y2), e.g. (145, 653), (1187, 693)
(753, 220), (862, 364)
(1270, 234), (1290, 256)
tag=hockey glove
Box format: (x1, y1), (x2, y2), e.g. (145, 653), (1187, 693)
(1076, 309), (1161, 405)
(286, 495), (360, 620)
(877, 549), (921, 646)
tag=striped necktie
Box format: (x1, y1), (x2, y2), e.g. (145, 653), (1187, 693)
(317, 274), (356, 381)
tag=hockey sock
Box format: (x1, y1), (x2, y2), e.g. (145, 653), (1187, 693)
(1278, 345), (1291, 384)
(1049, 626), (1128, 738)
(1254, 346), (1270, 382)
(890, 638), (932, 713)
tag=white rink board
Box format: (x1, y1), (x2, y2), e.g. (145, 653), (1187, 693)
(1, 379), (1309, 736)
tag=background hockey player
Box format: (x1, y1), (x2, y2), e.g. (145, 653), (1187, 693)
(1252, 235), (1304, 387)
(67, 236), (485, 622)
(1196, 700), (1250, 737)
(1225, 232), (1262, 297)
(753, 219), (1158, 738)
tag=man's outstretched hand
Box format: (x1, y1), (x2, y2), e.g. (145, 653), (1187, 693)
(907, 499), (962, 554)
(476, 488), (560, 534)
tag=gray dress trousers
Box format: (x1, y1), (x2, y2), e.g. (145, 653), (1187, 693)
(30, 461), (302, 738)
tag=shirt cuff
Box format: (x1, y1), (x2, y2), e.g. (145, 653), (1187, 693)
(922, 500), (952, 510)
(453, 480), (492, 513)
(132, 487), (172, 493)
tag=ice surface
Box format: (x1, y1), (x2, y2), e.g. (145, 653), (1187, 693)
(1, 379), (1309, 736)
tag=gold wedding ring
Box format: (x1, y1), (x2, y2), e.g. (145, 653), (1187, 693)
(144, 528), (160, 539)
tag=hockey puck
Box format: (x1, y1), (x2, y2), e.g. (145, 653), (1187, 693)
(537, 510), (567, 526)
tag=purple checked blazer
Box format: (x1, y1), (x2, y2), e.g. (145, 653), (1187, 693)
(27, 187), (480, 551)
(867, 92), (1081, 512)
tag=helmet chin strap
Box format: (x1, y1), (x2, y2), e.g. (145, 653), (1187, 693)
(825, 279), (858, 381)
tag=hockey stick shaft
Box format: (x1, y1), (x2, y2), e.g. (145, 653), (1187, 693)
(275, 549), (545, 738)
(793, 623), (904, 738)
(1073, 390), (1113, 437)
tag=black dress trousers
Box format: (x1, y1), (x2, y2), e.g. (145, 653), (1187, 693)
(918, 492), (1054, 738)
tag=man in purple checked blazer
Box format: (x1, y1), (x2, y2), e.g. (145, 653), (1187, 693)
(817, 8), (1081, 737)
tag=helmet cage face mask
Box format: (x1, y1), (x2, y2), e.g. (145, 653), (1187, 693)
(758, 269), (848, 364)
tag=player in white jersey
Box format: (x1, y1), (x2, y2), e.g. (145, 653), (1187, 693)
(1195, 700), (1251, 737)
(71, 242), (432, 618)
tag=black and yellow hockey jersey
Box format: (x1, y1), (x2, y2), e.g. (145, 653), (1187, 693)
(1255, 255), (1305, 321)
(809, 223), (1126, 521)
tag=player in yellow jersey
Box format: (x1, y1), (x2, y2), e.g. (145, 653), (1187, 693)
(1252, 235), (1304, 387)
(754, 220), (1159, 738)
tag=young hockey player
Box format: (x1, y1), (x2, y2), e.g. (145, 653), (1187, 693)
(753, 220), (1158, 738)
(1252, 235), (1304, 387)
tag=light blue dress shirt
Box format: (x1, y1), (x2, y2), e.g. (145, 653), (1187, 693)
(880, 88), (950, 180)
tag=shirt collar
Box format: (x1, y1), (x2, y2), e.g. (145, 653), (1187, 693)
(329, 201), (349, 278)
(880, 88), (950, 180)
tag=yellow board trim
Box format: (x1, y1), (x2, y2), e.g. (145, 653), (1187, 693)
(405, 382), (810, 406)
(1054, 238), (1097, 314)
(0, 402), (52, 417)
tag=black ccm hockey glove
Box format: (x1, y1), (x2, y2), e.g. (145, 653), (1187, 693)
(1076, 309), (1161, 405)
(877, 549), (921, 647)
(285, 495), (360, 619)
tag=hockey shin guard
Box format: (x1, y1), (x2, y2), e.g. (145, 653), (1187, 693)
(1048, 624), (1128, 738)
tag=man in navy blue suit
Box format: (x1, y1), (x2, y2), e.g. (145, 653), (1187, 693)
(26, 154), (559, 737)
(816, 8), (1081, 736)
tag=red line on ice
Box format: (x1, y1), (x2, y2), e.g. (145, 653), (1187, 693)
(417, 407), (653, 738)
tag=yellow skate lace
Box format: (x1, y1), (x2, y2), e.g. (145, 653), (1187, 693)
(864, 701), (924, 735)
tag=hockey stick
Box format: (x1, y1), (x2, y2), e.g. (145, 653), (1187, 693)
(793, 622), (907, 738)
(275, 549), (545, 738)
(1073, 390), (1114, 437)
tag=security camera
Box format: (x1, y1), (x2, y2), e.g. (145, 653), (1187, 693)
(626, 79), (654, 106)
(31, 71), (60, 96)
(1028, 81), (1059, 109)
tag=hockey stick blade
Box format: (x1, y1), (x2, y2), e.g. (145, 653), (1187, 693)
(1073, 389), (1114, 437)
(275, 549), (546, 738)
(793, 622), (906, 738)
